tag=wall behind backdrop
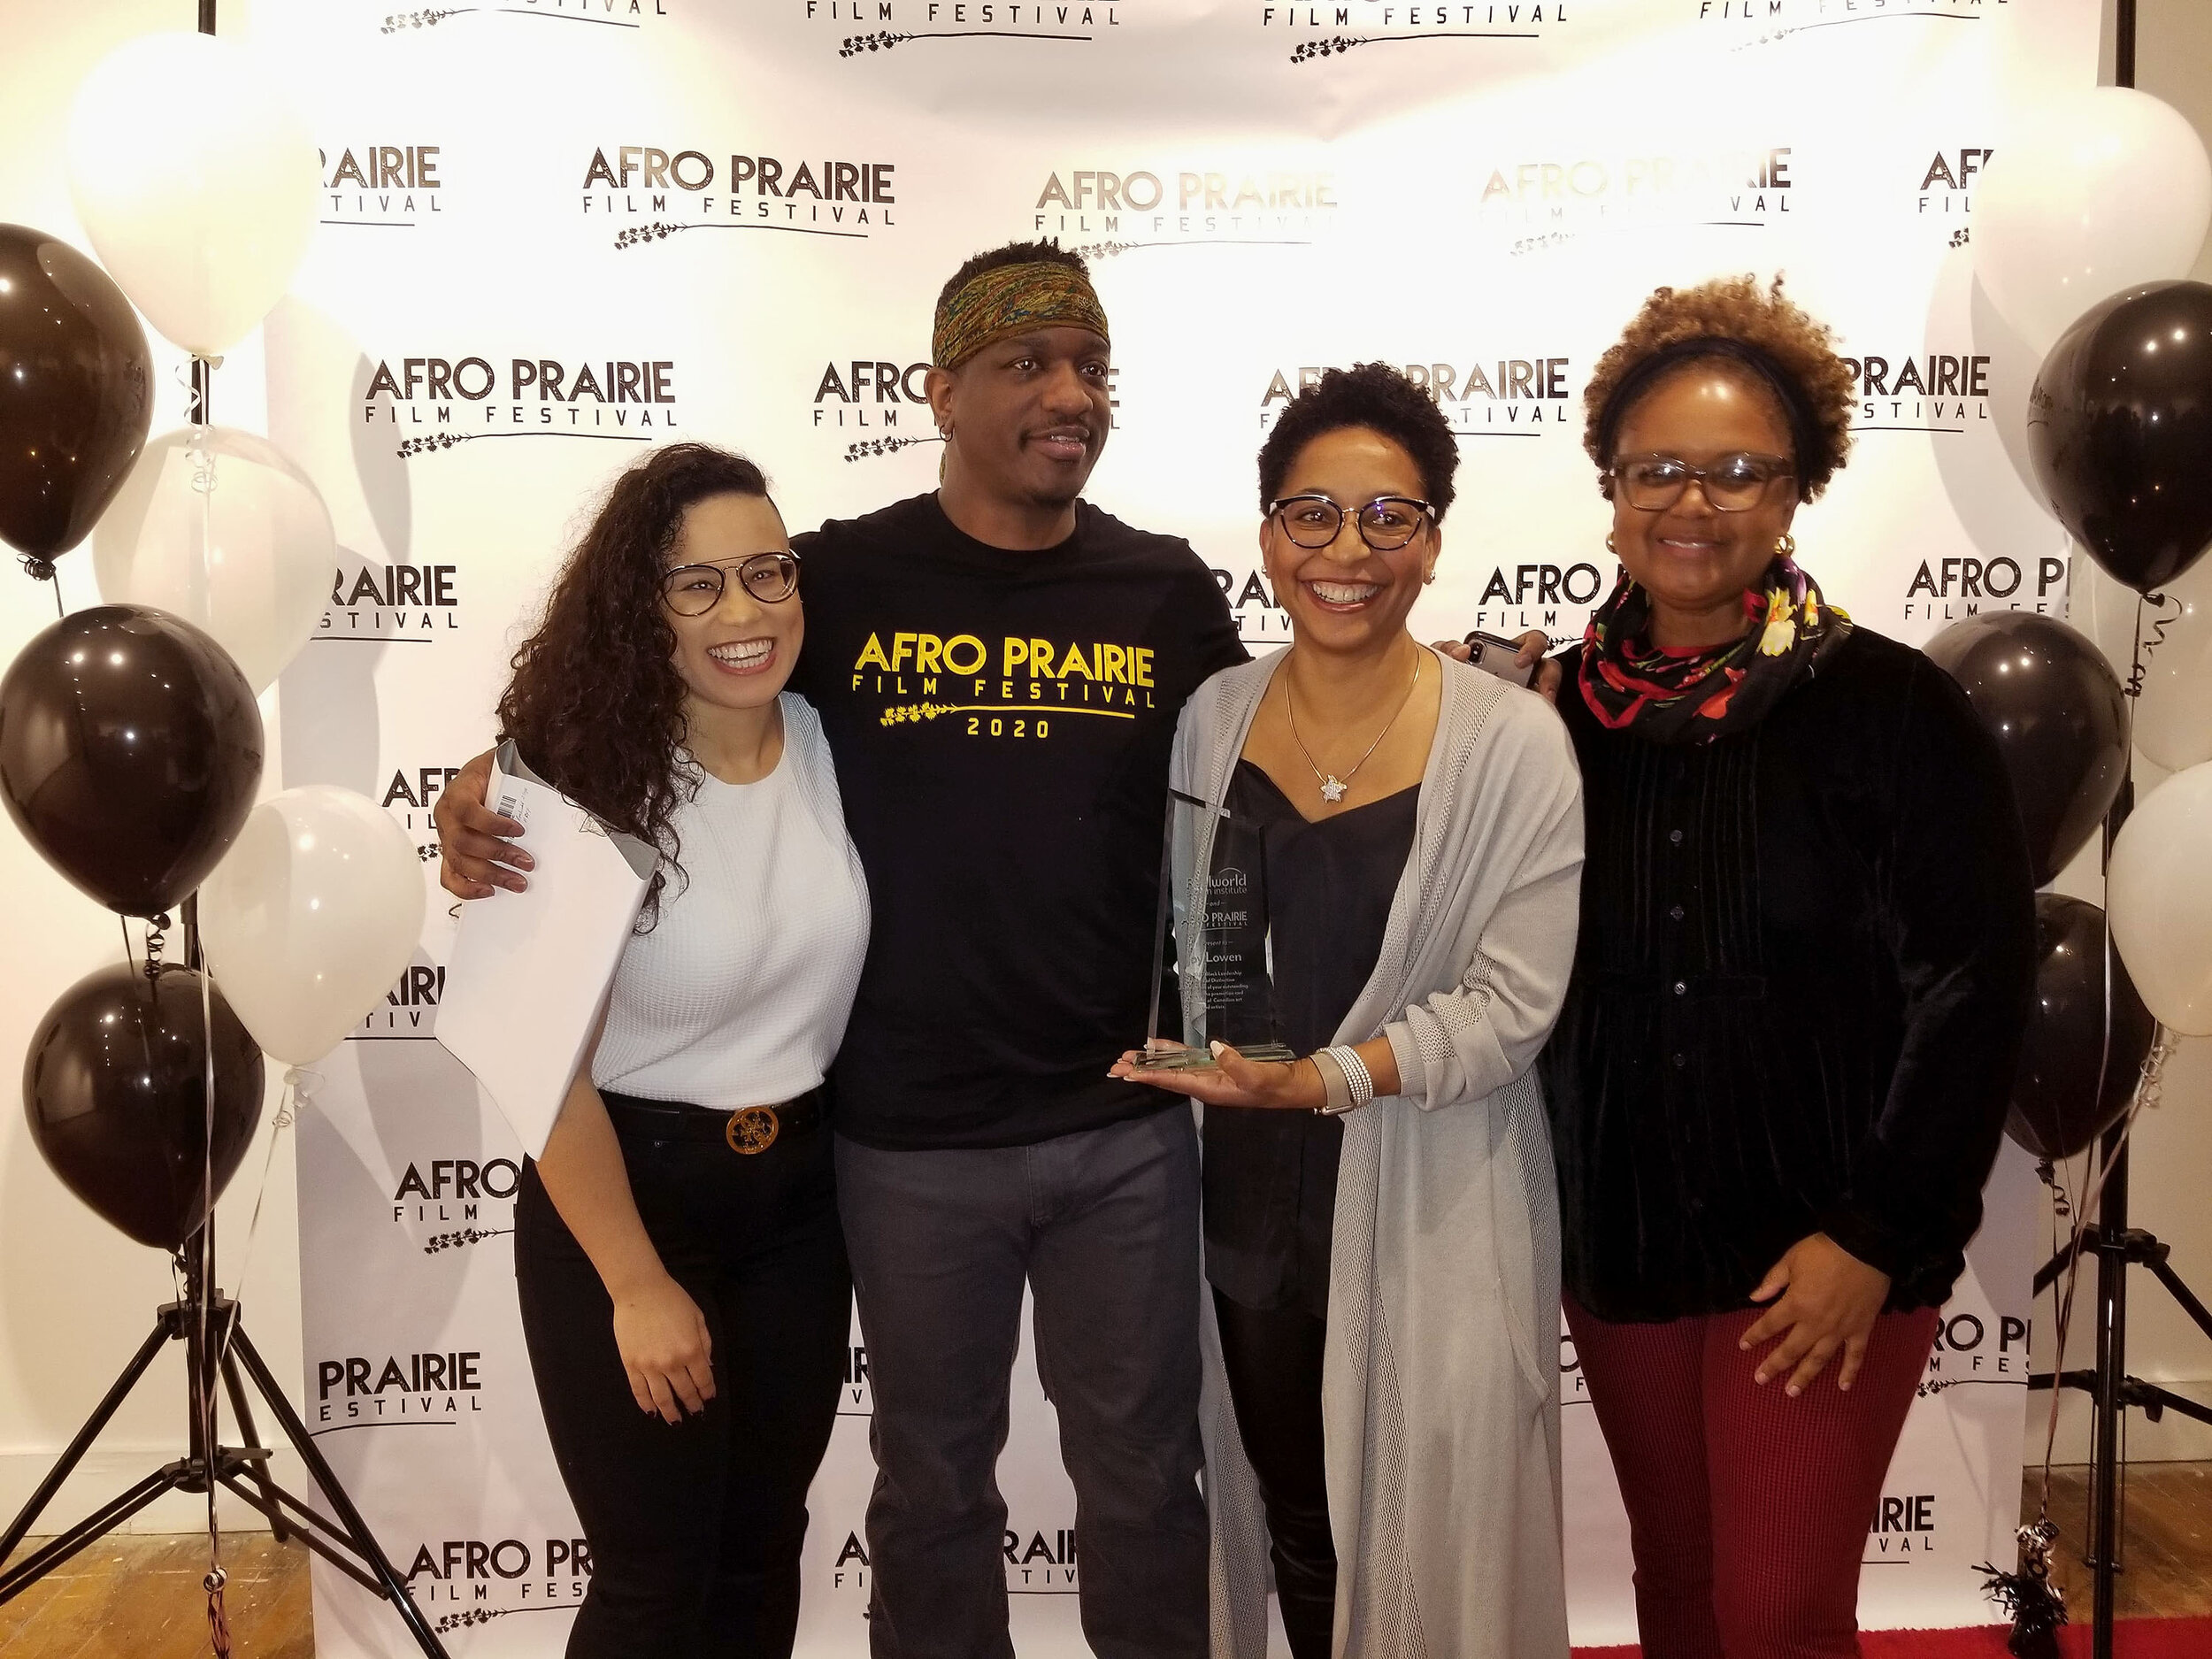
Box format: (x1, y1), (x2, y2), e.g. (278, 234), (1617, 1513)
(0, 0), (2206, 1652)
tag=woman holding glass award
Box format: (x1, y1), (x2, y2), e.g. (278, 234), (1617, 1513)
(1111, 365), (1584, 1659)
(488, 442), (870, 1659)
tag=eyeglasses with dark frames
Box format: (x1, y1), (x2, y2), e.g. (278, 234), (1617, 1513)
(662, 550), (802, 616)
(1268, 494), (1436, 551)
(1609, 452), (1793, 512)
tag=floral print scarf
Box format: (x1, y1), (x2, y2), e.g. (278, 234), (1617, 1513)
(1577, 557), (1851, 744)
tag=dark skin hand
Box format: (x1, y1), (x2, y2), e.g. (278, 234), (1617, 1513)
(1432, 628), (1561, 703)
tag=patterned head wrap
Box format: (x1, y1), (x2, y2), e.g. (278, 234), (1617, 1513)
(932, 261), (1110, 371)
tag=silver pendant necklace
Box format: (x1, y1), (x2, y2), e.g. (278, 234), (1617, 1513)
(1284, 649), (1423, 805)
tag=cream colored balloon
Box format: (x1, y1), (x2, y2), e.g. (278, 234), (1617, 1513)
(1976, 87), (2212, 352)
(65, 34), (319, 357)
(2108, 760), (2212, 1036)
(201, 787), (428, 1065)
(93, 426), (334, 694)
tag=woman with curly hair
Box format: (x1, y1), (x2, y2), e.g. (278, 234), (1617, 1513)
(1539, 277), (2036, 1656)
(493, 442), (868, 1659)
(1114, 364), (1584, 1659)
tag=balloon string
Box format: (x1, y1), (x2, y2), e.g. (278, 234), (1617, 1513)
(197, 960), (225, 1655)
(211, 1068), (308, 1382)
(2122, 590), (2177, 699)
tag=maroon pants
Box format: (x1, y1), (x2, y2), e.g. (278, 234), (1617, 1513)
(1564, 1293), (1939, 1659)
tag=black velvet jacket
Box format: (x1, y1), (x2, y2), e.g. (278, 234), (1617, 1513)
(1540, 627), (2037, 1322)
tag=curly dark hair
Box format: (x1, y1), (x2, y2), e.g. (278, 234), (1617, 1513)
(1256, 362), (1461, 521)
(1583, 273), (1855, 502)
(497, 442), (772, 929)
(935, 238), (1089, 317)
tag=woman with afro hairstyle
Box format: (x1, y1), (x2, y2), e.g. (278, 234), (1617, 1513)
(1114, 363), (1585, 1659)
(484, 442), (870, 1658)
(1538, 276), (2036, 1656)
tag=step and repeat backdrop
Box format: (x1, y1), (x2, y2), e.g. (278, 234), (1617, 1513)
(249, 1), (2093, 1651)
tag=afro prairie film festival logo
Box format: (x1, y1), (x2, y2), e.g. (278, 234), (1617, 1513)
(1031, 164), (1335, 257)
(585, 145), (902, 249)
(359, 351), (684, 460)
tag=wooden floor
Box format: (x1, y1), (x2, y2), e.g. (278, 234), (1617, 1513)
(1, 1466), (2207, 1655)
(2039, 1463), (2212, 1620)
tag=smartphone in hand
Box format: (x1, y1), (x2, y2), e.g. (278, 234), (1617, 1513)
(1463, 630), (1540, 688)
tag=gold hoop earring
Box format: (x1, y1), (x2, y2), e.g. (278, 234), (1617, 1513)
(1777, 532), (1795, 559)
(1605, 532), (1617, 554)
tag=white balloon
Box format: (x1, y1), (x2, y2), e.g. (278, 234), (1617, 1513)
(2108, 761), (2212, 1037)
(1975, 87), (2212, 352)
(201, 786), (427, 1065)
(93, 426), (334, 694)
(2072, 557), (2212, 773)
(65, 34), (319, 357)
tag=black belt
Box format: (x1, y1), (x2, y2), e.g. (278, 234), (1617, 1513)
(602, 1087), (825, 1156)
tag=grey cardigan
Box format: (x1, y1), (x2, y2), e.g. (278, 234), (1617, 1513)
(1172, 648), (1584, 1659)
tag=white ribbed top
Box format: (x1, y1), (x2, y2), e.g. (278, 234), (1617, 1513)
(593, 695), (870, 1110)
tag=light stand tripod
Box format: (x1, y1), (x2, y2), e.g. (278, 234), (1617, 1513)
(2028, 949), (2210, 1659)
(0, 1209), (450, 1659)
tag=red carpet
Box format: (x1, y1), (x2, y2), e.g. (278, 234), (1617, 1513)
(1574, 1619), (2212, 1656)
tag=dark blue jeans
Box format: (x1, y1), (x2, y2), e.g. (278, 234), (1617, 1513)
(834, 1107), (1209, 1659)
(514, 1099), (849, 1659)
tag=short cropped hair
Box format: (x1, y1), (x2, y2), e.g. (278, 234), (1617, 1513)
(1256, 362), (1461, 521)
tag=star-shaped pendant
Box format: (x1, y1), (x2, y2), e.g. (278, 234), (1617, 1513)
(1319, 776), (1348, 803)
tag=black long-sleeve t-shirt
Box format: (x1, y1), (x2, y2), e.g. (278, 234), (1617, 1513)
(1540, 627), (2038, 1320)
(789, 492), (1246, 1149)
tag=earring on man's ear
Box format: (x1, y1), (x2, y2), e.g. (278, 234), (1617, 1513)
(1776, 532), (1796, 559)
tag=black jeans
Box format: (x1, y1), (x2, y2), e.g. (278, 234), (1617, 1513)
(513, 1095), (850, 1659)
(1212, 1290), (1336, 1659)
(833, 1108), (1210, 1659)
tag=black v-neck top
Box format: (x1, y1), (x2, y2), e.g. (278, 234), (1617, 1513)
(1202, 759), (1419, 1317)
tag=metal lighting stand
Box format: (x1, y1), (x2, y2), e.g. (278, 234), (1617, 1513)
(2026, 777), (2212, 1659)
(0, 885), (447, 1653)
(0, 1210), (450, 1659)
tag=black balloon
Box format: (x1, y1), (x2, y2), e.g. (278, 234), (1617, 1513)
(2030, 279), (2212, 595)
(23, 963), (262, 1250)
(1925, 612), (2128, 887)
(0, 225), (153, 564)
(2008, 895), (2155, 1163)
(0, 605), (263, 916)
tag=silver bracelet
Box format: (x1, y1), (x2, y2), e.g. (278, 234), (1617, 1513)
(1310, 1048), (1353, 1114)
(1337, 1045), (1376, 1107)
(1317, 1045), (1374, 1116)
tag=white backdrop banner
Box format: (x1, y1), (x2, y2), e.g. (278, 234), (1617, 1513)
(251, 1), (2094, 1651)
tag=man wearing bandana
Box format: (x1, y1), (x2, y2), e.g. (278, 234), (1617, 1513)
(438, 242), (1235, 1656)
(795, 242), (1234, 1658)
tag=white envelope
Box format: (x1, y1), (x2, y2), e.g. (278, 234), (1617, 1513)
(437, 740), (657, 1159)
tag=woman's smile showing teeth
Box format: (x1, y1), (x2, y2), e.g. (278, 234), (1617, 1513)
(1306, 579), (1382, 610)
(706, 638), (776, 674)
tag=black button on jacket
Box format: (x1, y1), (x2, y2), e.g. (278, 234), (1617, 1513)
(1540, 627), (2037, 1323)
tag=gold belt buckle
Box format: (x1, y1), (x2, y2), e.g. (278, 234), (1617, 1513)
(726, 1105), (780, 1155)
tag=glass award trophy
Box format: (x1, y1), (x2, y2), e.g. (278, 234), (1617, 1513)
(1133, 788), (1298, 1071)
